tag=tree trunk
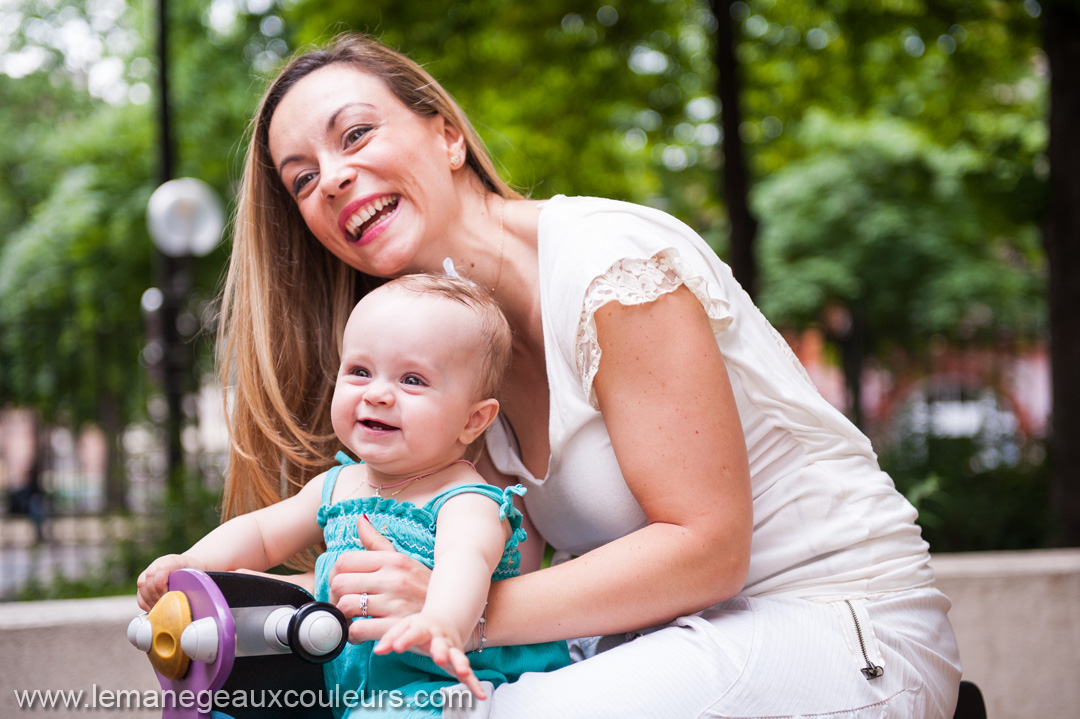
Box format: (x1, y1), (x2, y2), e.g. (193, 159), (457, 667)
(713, 0), (759, 298)
(1043, 2), (1080, 546)
(840, 304), (866, 430)
(825, 303), (866, 430)
(98, 392), (127, 512)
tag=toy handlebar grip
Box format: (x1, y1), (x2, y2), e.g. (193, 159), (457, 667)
(181, 617), (220, 664)
(287, 602), (348, 664)
(128, 613), (153, 652)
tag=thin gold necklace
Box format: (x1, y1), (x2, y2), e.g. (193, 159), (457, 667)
(491, 196), (506, 294)
(366, 458), (476, 498)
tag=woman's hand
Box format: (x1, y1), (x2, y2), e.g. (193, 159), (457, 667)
(329, 515), (432, 643)
(136, 554), (205, 611)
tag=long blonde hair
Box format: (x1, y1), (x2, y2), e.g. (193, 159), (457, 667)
(217, 34), (520, 565)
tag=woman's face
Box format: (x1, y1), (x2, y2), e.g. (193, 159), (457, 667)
(267, 64), (465, 277)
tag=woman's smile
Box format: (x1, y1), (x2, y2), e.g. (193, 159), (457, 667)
(340, 193), (401, 246)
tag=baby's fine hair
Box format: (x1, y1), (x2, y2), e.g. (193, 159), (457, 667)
(374, 274), (513, 400)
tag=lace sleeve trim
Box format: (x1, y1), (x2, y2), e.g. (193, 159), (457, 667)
(575, 249), (734, 409)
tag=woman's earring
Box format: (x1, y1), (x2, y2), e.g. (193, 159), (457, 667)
(450, 154), (462, 168)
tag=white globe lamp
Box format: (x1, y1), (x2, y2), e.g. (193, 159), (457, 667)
(147, 178), (224, 257)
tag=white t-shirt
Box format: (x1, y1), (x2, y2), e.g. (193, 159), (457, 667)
(486, 195), (934, 599)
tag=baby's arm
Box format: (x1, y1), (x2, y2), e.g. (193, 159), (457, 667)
(136, 473), (326, 611)
(374, 491), (507, 698)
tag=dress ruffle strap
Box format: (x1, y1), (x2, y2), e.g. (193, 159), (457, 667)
(427, 483), (526, 523)
(496, 484), (527, 521)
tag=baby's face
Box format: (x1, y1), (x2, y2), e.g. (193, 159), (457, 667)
(331, 288), (486, 477)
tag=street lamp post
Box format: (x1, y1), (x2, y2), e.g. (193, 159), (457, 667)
(146, 178), (224, 540)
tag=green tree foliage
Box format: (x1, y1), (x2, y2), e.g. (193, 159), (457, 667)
(731, 0), (1047, 328)
(0, 0), (273, 421)
(0, 0), (269, 514)
(729, 0), (1044, 175)
(883, 435), (1052, 552)
(278, 0), (728, 237)
(0, 162), (151, 419)
(0, 71), (90, 239)
(0, 102), (151, 430)
(755, 111), (1044, 350)
(720, 0), (1048, 431)
(0, 75), (158, 507)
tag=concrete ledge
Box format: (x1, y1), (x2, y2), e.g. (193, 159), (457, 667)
(931, 548), (1080, 719)
(2, 550), (1078, 718)
(0, 595), (142, 630)
(931, 548), (1080, 578)
(0, 595), (158, 717)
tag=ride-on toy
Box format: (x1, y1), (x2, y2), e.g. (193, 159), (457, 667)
(128, 569), (347, 719)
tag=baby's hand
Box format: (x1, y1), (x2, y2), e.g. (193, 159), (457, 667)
(136, 554), (203, 611)
(374, 613), (486, 699)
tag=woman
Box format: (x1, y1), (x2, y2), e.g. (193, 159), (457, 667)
(218, 34), (961, 718)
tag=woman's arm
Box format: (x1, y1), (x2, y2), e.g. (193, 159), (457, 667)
(137, 474), (326, 610)
(485, 284), (753, 645)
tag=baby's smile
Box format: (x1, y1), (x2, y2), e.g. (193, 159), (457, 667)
(361, 418), (399, 432)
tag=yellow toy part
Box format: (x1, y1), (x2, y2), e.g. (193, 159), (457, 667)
(146, 590), (193, 680)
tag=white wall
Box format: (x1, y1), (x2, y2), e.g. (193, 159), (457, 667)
(932, 549), (1080, 719)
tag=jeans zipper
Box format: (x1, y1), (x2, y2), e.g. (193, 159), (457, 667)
(844, 599), (884, 680)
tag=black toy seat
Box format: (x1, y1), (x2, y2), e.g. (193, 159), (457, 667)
(952, 680), (987, 719)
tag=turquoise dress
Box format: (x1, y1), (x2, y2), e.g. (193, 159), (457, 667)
(315, 452), (571, 717)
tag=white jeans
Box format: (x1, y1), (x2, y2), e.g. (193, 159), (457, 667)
(445, 587), (961, 719)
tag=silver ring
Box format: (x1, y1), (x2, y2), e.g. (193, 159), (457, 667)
(359, 592), (369, 619)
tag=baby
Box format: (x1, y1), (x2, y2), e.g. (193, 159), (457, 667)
(138, 274), (569, 716)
